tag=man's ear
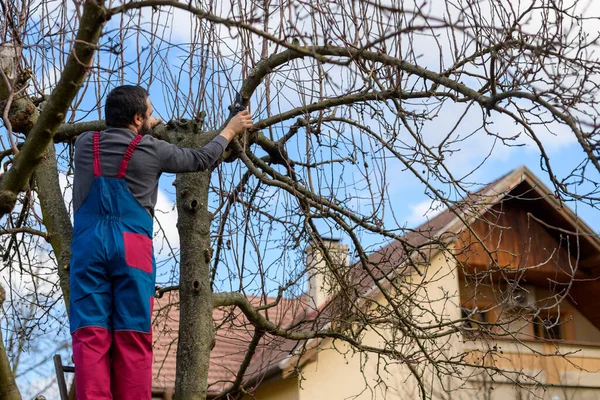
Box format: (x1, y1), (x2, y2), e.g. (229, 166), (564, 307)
(133, 113), (143, 127)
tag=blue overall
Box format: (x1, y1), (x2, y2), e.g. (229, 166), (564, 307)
(70, 132), (155, 399)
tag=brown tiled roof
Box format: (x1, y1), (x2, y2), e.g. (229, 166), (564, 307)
(152, 293), (302, 396)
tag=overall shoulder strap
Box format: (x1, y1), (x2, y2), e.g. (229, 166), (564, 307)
(117, 135), (143, 179)
(93, 131), (102, 177)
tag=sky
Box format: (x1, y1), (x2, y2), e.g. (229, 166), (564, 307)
(3, 0), (600, 397)
(20, 0), (600, 296)
(112, 0), (600, 290)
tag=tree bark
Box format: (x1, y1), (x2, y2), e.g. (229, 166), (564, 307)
(173, 125), (215, 400)
(35, 144), (73, 314)
(0, 285), (22, 400)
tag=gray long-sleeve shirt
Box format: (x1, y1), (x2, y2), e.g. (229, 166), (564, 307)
(73, 127), (228, 215)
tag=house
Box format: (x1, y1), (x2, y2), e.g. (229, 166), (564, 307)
(151, 166), (600, 399)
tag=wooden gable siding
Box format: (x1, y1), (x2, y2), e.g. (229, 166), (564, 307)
(570, 280), (600, 334)
(455, 198), (588, 283)
(452, 189), (600, 331)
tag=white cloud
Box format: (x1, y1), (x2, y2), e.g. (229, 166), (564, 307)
(30, 0), (76, 22)
(153, 189), (179, 260)
(170, 7), (199, 43)
(407, 199), (445, 226)
(35, 64), (63, 94)
(58, 172), (74, 223)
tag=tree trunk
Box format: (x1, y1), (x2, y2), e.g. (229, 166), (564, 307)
(0, 285), (22, 400)
(173, 128), (215, 400)
(35, 143), (73, 314)
(0, 43), (25, 400)
(36, 146), (75, 400)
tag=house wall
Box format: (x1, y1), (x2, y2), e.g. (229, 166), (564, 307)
(291, 247), (600, 400)
(497, 385), (600, 400)
(453, 382), (600, 400)
(573, 306), (600, 343)
(458, 281), (600, 344)
(297, 336), (417, 400)
(244, 376), (299, 400)
(295, 249), (462, 400)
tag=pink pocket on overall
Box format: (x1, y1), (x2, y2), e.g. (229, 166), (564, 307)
(123, 232), (153, 273)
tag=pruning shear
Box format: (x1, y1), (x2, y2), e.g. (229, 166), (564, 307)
(228, 91), (246, 120)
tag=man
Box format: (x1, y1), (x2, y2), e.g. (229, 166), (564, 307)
(69, 85), (252, 399)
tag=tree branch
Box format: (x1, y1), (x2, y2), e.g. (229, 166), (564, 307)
(212, 328), (264, 400)
(0, 227), (49, 239)
(53, 120), (106, 142)
(0, 284), (22, 400)
(0, 0), (108, 216)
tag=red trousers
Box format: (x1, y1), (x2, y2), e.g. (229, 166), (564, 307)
(72, 327), (152, 399)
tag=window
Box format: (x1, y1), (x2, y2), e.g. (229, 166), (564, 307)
(534, 314), (564, 340)
(462, 307), (490, 330)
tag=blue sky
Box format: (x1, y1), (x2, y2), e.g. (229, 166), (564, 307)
(137, 49), (600, 293)
(11, 0), (598, 302)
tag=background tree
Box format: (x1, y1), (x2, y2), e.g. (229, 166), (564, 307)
(0, 0), (599, 399)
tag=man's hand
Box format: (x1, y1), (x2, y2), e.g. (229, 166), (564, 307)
(148, 115), (162, 129)
(220, 110), (253, 142)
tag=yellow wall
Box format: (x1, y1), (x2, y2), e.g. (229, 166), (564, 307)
(244, 376), (299, 400)
(466, 382), (600, 400)
(294, 249), (463, 400)
(297, 337), (416, 400)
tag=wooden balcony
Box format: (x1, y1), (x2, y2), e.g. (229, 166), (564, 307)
(463, 338), (600, 388)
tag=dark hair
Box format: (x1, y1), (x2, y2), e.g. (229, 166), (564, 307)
(105, 85), (149, 128)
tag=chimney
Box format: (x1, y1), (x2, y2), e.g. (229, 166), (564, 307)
(306, 238), (349, 310)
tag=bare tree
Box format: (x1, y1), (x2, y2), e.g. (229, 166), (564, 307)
(0, 0), (599, 399)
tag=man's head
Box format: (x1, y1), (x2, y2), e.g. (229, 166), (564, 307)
(105, 85), (154, 135)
